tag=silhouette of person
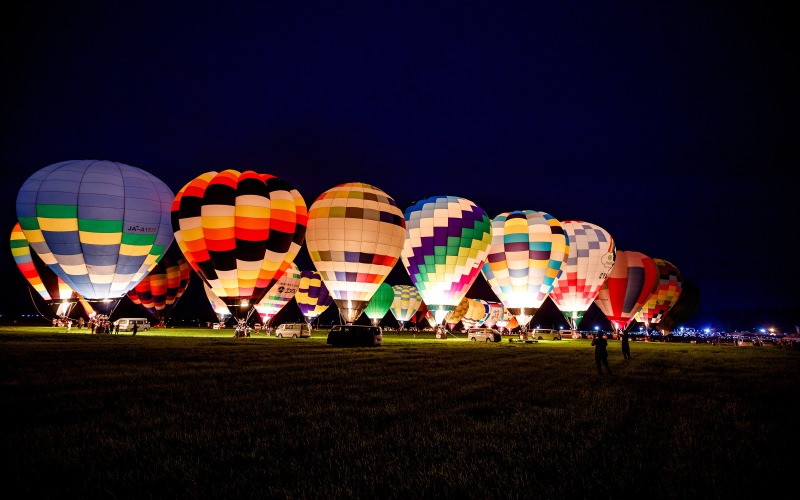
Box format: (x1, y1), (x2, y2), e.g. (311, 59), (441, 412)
(621, 330), (631, 359)
(132, 323), (138, 336)
(592, 333), (612, 375)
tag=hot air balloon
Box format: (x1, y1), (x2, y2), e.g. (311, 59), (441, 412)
(401, 195), (493, 326)
(172, 170), (307, 321)
(549, 220), (616, 331)
(254, 262), (301, 328)
(593, 250), (659, 334)
(364, 282), (394, 327)
(389, 284), (423, 331)
(461, 298), (489, 330)
(295, 270), (334, 330)
(126, 245), (191, 326)
(444, 296), (471, 330)
(304, 182), (406, 323)
(413, 301), (434, 329)
(634, 258), (683, 334)
(15, 160), (175, 315)
(480, 210), (569, 332)
(204, 282), (232, 327)
(481, 301), (506, 329)
(657, 277), (700, 334)
(9, 222), (77, 313)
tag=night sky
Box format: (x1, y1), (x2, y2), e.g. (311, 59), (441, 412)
(1, 2), (797, 332)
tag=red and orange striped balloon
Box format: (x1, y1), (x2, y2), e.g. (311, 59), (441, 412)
(171, 170), (307, 317)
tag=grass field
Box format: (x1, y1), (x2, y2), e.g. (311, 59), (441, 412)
(1, 326), (798, 498)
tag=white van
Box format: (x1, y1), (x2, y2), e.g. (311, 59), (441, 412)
(115, 318), (151, 332)
(274, 323), (311, 338)
(529, 328), (562, 341)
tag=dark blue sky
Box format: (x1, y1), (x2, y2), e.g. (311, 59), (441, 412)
(1, 1), (797, 331)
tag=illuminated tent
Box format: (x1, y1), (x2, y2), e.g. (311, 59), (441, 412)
(594, 250), (659, 333)
(389, 284), (423, 331)
(127, 245), (192, 326)
(364, 282), (394, 327)
(172, 170), (307, 321)
(401, 195), (492, 326)
(480, 210), (569, 331)
(634, 258), (683, 333)
(549, 220), (616, 330)
(304, 182), (406, 323)
(15, 160), (174, 314)
(254, 262), (301, 327)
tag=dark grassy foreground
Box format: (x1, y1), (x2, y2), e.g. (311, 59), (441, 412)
(1, 327), (799, 499)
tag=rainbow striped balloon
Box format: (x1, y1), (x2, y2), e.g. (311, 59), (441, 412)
(15, 160), (174, 303)
(9, 221), (75, 304)
(127, 245), (192, 324)
(480, 210), (569, 330)
(401, 196), (492, 325)
(305, 182), (406, 323)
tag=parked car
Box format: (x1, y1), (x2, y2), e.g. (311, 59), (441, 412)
(327, 325), (383, 347)
(114, 318), (151, 332)
(466, 327), (502, 342)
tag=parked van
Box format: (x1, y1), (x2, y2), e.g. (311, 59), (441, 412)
(529, 328), (562, 341)
(115, 318), (151, 332)
(466, 327), (502, 342)
(274, 323), (311, 338)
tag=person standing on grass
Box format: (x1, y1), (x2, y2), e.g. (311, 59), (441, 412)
(132, 323), (138, 336)
(592, 332), (612, 375)
(621, 330), (631, 359)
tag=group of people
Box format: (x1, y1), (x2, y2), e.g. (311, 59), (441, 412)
(591, 330), (631, 376)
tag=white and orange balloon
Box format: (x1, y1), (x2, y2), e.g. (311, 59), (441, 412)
(304, 182), (406, 323)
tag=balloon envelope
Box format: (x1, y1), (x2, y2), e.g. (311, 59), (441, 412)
(9, 221), (76, 305)
(480, 210), (569, 330)
(172, 170), (307, 318)
(15, 160), (174, 302)
(481, 301), (506, 328)
(304, 182), (406, 323)
(594, 250), (659, 332)
(127, 245), (192, 324)
(295, 270), (334, 323)
(204, 282), (232, 324)
(401, 195), (492, 325)
(549, 220), (616, 330)
(444, 296), (471, 328)
(389, 284), (423, 330)
(364, 282), (394, 326)
(634, 258), (683, 328)
(254, 262), (301, 324)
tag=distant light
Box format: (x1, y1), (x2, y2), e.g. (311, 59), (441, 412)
(594, 326), (599, 331)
